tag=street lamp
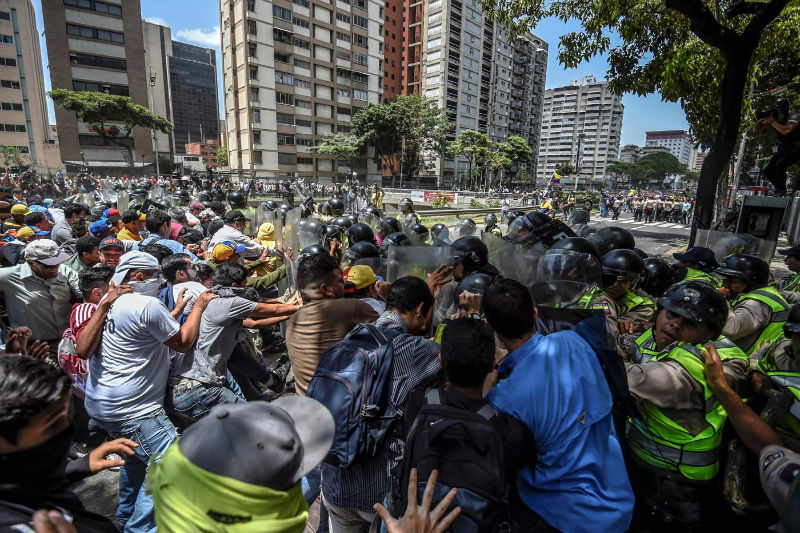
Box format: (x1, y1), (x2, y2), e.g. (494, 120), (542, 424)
(147, 65), (160, 176)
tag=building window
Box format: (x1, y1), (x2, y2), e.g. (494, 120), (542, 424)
(247, 0), (256, 11)
(337, 106), (351, 116)
(248, 45), (257, 58)
(0, 124), (24, 132)
(353, 72), (368, 84)
(278, 153), (296, 165)
(294, 0), (309, 6)
(276, 112), (295, 125)
(253, 151), (263, 165)
(294, 58), (310, 69)
(274, 52), (290, 64)
(0, 103), (22, 111)
(296, 137), (314, 146)
(79, 134), (133, 147)
(275, 71), (294, 85)
(252, 109), (261, 122)
(337, 88), (351, 97)
(297, 157), (313, 165)
(0, 12), (9, 20)
(295, 99), (311, 108)
(354, 0), (367, 10)
(296, 118), (311, 127)
(336, 50), (351, 61)
(248, 20), (257, 35)
(66, 24), (124, 43)
(353, 14), (368, 28)
(293, 16), (310, 28)
(0, 35), (11, 44)
(250, 88), (259, 101)
(276, 92), (294, 105)
(293, 37), (310, 48)
(273, 5), (292, 21)
(337, 68), (351, 80)
(336, 31), (349, 42)
(0, 57), (16, 67)
(277, 133), (295, 145)
(72, 80), (128, 96)
(0, 80), (20, 89)
(352, 33), (368, 48)
(336, 12), (351, 23)
(338, 124), (351, 133)
(63, 0), (122, 16)
(353, 88), (367, 101)
(273, 28), (292, 43)
(69, 52), (125, 70)
(295, 79), (311, 88)
(353, 52), (368, 65)
(253, 131), (261, 144)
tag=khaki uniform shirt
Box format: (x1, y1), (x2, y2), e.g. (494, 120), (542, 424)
(722, 298), (773, 353)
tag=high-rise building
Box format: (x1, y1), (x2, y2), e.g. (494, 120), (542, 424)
(220, 0), (383, 181)
(618, 144), (641, 163)
(692, 149), (706, 172)
(645, 129), (694, 167)
(0, 0), (59, 169)
(186, 139), (220, 167)
(42, 0), (153, 171)
(537, 75), (623, 185)
(142, 20), (220, 159)
(417, 0), (547, 184)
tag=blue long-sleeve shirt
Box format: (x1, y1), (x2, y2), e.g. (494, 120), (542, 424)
(487, 330), (634, 533)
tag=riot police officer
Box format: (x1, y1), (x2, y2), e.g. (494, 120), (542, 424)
(672, 246), (722, 287)
(407, 223), (430, 244)
(588, 226), (636, 256)
(430, 223), (449, 247)
(641, 258), (678, 299)
(398, 197), (419, 226)
(484, 213), (502, 237)
(715, 254), (790, 355)
(377, 217), (401, 245)
(450, 236), (499, 281)
(777, 245), (800, 301)
(622, 281), (747, 530)
(378, 232), (411, 257)
(345, 223), (376, 246)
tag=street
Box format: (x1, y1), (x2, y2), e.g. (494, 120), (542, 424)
(590, 211), (690, 257)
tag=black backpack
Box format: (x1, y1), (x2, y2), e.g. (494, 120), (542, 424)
(393, 387), (511, 533)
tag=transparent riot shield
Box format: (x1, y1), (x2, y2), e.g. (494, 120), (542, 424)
(361, 212), (380, 234)
(386, 245), (452, 282)
(81, 192), (96, 207)
(448, 217), (479, 241)
(98, 179), (118, 205)
(528, 250), (602, 308)
(695, 229), (774, 264)
(352, 257), (389, 281)
(283, 207), (302, 254)
(298, 221), (323, 250)
(148, 186), (167, 204)
(116, 190), (129, 212)
(274, 212), (285, 251)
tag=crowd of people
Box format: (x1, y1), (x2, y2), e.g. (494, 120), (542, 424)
(0, 174), (799, 533)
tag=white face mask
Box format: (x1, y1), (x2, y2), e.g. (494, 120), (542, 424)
(129, 277), (163, 297)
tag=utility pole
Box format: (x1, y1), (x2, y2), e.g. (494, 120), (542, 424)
(728, 81), (755, 208)
(147, 65), (160, 176)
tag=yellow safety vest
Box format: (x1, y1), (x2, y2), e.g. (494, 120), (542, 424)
(757, 341), (800, 440)
(626, 337), (747, 481)
(683, 268), (723, 288)
(631, 328), (663, 364)
(732, 287), (790, 355)
(619, 291), (656, 318)
(781, 273), (800, 292)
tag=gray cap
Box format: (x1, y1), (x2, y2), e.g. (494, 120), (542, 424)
(759, 444), (800, 530)
(178, 397), (334, 491)
(24, 239), (71, 266)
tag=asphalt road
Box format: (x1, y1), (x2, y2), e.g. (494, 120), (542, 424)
(589, 211), (691, 258)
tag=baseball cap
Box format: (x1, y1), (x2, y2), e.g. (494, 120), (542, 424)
(16, 226), (48, 240)
(11, 204), (30, 216)
(111, 250), (159, 286)
(99, 236), (124, 251)
(89, 219), (111, 237)
(24, 239), (71, 266)
(178, 398), (334, 489)
(103, 208), (120, 218)
(343, 265), (377, 294)
(672, 246), (718, 269)
(121, 209), (146, 223)
(189, 201), (205, 211)
(213, 240), (246, 261)
(779, 246), (800, 258)
(223, 209), (250, 223)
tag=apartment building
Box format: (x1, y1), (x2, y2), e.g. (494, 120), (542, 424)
(645, 129), (694, 167)
(220, 0), (384, 181)
(0, 0), (59, 169)
(143, 20), (220, 158)
(537, 75), (623, 186)
(418, 0), (547, 183)
(186, 139), (220, 167)
(42, 0), (153, 170)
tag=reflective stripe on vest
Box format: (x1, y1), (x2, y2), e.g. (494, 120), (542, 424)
(684, 268), (722, 288)
(576, 285), (601, 309)
(733, 287), (790, 355)
(783, 274), (800, 292)
(620, 291), (654, 316)
(628, 338), (747, 480)
(632, 328), (662, 364)
(764, 372), (800, 437)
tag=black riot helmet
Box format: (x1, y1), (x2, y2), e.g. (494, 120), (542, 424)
(262, 200), (279, 211)
(784, 304), (800, 336)
(634, 248), (649, 260)
(344, 241), (379, 263)
(89, 204), (105, 218)
(399, 197), (414, 213)
(361, 206), (381, 219)
(549, 237), (600, 261)
(198, 191), (213, 203)
(275, 207), (288, 223)
(430, 223), (447, 239)
(455, 273), (493, 310)
(714, 253), (770, 290)
(346, 223), (375, 245)
(329, 216), (352, 230)
(379, 232), (411, 256)
(456, 218), (477, 237)
(601, 249), (646, 289)
(408, 223), (430, 243)
(227, 191), (246, 208)
(523, 211), (552, 229)
(299, 244), (329, 258)
(451, 236), (488, 273)
(323, 225), (344, 247)
(278, 202), (292, 211)
(484, 213), (498, 227)
(328, 198), (345, 215)
(642, 258), (678, 298)
(589, 226), (636, 256)
(345, 213), (358, 224)
(378, 217), (402, 237)
(298, 218), (324, 238)
(658, 280), (729, 337)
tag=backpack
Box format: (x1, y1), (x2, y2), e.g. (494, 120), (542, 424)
(157, 285), (189, 325)
(306, 322), (403, 468)
(393, 387), (511, 533)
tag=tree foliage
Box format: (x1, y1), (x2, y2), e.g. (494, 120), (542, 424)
(351, 94), (451, 184)
(477, 0), (796, 241)
(501, 135), (534, 173)
(607, 152), (688, 186)
(49, 89), (172, 173)
(217, 145), (229, 167)
(0, 146), (26, 169)
(555, 162), (575, 176)
(311, 133), (364, 179)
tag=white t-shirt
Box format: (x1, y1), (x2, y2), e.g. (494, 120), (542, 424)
(85, 294), (180, 422)
(172, 281), (207, 314)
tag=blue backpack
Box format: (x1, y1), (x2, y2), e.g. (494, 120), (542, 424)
(306, 323), (403, 468)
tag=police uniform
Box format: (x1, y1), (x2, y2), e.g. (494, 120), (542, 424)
(485, 224), (502, 237)
(683, 267), (723, 288)
(618, 289), (656, 325)
(644, 198), (655, 223)
(752, 338), (800, 449)
(723, 286), (789, 355)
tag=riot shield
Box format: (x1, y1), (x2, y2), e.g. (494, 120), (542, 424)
(98, 180), (118, 205)
(283, 207), (302, 254)
(274, 212), (285, 251)
(148, 186), (167, 205)
(81, 192), (96, 207)
(386, 245), (452, 282)
(298, 221), (323, 250)
(352, 257), (389, 280)
(695, 229), (774, 263)
(361, 212), (380, 234)
(448, 218), (479, 241)
(116, 190), (129, 212)
(528, 250), (602, 308)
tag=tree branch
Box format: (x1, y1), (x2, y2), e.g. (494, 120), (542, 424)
(665, 0), (738, 51)
(742, 0), (793, 44)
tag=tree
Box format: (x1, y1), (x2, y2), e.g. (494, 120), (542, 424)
(499, 136), (533, 186)
(635, 152), (687, 184)
(351, 94), (451, 186)
(0, 146), (26, 169)
(555, 163), (575, 176)
(448, 130), (493, 190)
(311, 133), (364, 181)
(217, 144), (229, 167)
(49, 89), (172, 175)
(478, 0), (796, 244)
(606, 161), (641, 186)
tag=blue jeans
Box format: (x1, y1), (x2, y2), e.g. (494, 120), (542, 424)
(167, 379), (245, 424)
(97, 408), (178, 533)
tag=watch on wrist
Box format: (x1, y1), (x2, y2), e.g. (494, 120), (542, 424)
(468, 313), (482, 320)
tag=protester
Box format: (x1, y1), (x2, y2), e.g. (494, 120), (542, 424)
(98, 236), (124, 268)
(51, 203), (85, 244)
(117, 210), (145, 241)
(63, 235), (100, 272)
(209, 209), (270, 259)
